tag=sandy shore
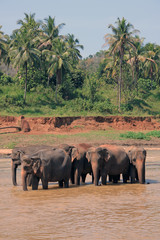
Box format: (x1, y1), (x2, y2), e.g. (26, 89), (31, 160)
(0, 149), (12, 155)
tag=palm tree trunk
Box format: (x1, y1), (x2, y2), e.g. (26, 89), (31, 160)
(135, 59), (139, 95)
(24, 62), (27, 103)
(55, 69), (62, 103)
(119, 55), (123, 111)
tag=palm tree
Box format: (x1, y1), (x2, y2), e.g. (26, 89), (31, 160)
(43, 38), (71, 102)
(143, 44), (159, 89)
(0, 25), (8, 61)
(127, 36), (145, 93)
(17, 13), (40, 37)
(10, 28), (40, 103)
(35, 16), (66, 86)
(38, 16), (65, 50)
(104, 17), (139, 111)
(65, 34), (83, 64)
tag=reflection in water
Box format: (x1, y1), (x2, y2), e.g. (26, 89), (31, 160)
(0, 149), (160, 240)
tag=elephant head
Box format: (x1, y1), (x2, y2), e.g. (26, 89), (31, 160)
(127, 147), (146, 184)
(11, 149), (25, 186)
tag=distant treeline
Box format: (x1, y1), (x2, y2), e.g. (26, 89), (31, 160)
(0, 14), (160, 116)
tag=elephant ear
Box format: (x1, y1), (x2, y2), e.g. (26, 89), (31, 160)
(71, 148), (79, 162)
(86, 151), (92, 162)
(127, 150), (137, 164)
(17, 149), (25, 158)
(86, 147), (96, 162)
(127, 150), (133, 163)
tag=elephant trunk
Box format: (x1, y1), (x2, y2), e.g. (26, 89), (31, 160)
(136, 160), (145, 184)
(11, 161), (18, 186)
(92, 162), (100, 186)
(21, 168), (28, 191)
(75, 168), (80, 185)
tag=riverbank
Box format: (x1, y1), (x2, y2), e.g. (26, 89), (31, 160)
(1, 115), (160, 155)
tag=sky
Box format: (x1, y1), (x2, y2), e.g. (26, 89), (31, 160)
(1, 0), (160, 58)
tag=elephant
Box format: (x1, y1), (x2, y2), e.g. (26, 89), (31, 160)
(86, 145), (130, 186)
(11, 145), (53, 186)
(21, 148), (71, 191)
(11, 144), (73, 186)
(126, 146), (146, 184)
(71, 143), (93, 185)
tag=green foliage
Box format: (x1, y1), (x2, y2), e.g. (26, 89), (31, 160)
(82, 74), (100, 103)
(120, 130), (160, 140)
(138, 78), (157, 91)
(120, 131), (151, 140)
(146, 130), (160, 138)
(0, 72), (12, 85)
(0, 85), (24, 107)
(93, 99), (116, 114)
(1, 15), (160, 116)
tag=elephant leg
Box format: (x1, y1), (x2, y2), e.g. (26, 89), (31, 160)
(32, 175), (39, 190)
(112, 175), (119, 183)
(102, 174), (107, 185)
(130, 165), (136, 183)
(75, 169), (80, 185)
(81, 174), (87, 183)
(91, 172), (94, 184)
(135, 170), (139, 181)
(109, 175), (113, 182)
(64, 179), (69, 188)
(27, 174), (32, 186)
(70, 164), (75, 184)
(59, 180), (64, 188)
(42, 178), (48, 189)
(123, 173), (128, 183)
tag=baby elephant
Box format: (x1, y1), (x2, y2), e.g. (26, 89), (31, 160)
(21, 148), (71, 191)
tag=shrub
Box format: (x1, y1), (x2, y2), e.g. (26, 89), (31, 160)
(120, 131), (151, 140)
(93, 99), (115, 114)
(138, 78), (157, 91)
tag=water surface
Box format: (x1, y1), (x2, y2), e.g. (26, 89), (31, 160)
(0, 149), (160, 240)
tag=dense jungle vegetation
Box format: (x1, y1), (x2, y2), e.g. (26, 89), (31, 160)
(0, 13), (160, 117)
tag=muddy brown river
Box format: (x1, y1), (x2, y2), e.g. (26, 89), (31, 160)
(0, 149), (160, 240)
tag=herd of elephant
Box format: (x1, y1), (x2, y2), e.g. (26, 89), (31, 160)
(11, 143), (146, 191)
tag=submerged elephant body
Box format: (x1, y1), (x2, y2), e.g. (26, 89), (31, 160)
(86, 145), (130, 186)
(21, 148), (71, 191)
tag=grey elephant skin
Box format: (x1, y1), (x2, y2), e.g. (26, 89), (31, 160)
(11, 145), (53, 186)
(11, 144), (72, 186)
(86, 145), (130, 186)
(21, 148), (71, 191)
(126, 146), (146, 184)
(71, 143), (93, 185)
